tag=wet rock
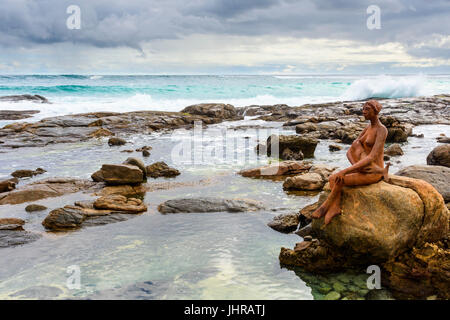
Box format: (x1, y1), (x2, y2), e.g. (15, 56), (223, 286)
(25, 204), (48, 212)
(296, 224), (312, 238)
(0, 178), (16, 193)
(0, 230), (41, 248)
(93, 195), (147, 213)
(267, 135), (318, 158)
(11, 168), (46, 178)
(108, 137), (126, 146)
(283, 173), (325, 191)
(136, 146), (152, 152)
(181, 103), (238, 119)
(158, 197), (264, 214)
(91, 164), (144, 185)
(396, 165), (450, 202)
(298, 202), (318, 227)
(142, 150), (150, 157)
(324, 291), (341, 300)
(365, 289), (395, 300)
(267, 213), (299, 233)
(385, 143), (404, 156)
(0, 110), (40, 120)
(0, 218), (25, 230)
(42, 207), (86, 230)
(281, 148), (304, 161)
(146, 162), (180, 178)
(383, 242), (450, 299)
(329, 144), (342, 152)
(437, 135), (450, 143)
(89, 128), (114, 138)
(123, 157), (147, 179)
(0, 177), (97, 205)
(427, 144), (450, 167)
(0, 94), (49, 103)
(238, 161), (311, 178)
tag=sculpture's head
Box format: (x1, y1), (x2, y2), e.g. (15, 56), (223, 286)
(362, 99), (382, 120)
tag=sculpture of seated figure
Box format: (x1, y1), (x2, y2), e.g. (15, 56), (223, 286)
(312, 99), (391, 225)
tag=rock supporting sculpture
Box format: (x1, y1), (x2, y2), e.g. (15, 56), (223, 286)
(311, 100), (390, 224)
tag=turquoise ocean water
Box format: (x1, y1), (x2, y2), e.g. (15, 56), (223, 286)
(0, 74), (449, 123)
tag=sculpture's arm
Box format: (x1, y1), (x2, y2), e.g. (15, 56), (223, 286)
(340, 126), (387, 176)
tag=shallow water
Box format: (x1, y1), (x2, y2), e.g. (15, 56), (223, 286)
(0, 119), (448, 299)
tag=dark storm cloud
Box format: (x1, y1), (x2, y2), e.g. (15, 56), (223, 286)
(0, 0), (448, 59)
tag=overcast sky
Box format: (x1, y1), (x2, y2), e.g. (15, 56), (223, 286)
(0, 0), (449, 74)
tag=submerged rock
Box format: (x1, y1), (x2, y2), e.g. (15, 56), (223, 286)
(427, 144), (450, 168)
(0, 218), (25, 230)
(0, 230), (41, 248)
(396, 165), (450, 202)
(146, 162), (180, 178)
(267, 213), (299, 233)
(238, 161), (311, 178)
(158, 197), (264, 214)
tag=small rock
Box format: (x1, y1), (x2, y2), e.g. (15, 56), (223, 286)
(0, 178), (17, 193)
(108, 137), (126, 146)
(142, 150), (150, 157)
(283, 173), (325, 191)
(385, 143), (404, 156)
(11, 168), (46, 178)
(91, 164), (144, 185)
(136, 146), (152, 152)
(267, 213), (299, 233)
(146, 162), (180, 178)
(25, 204), (48, 212)
(329, 144), (342, 152)
(123, 157), (147, 179)
(42, 207), (86, 230)
(324, 291), (341, 300)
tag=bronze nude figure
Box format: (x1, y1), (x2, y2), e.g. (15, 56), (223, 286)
(311, 99), (390, 225)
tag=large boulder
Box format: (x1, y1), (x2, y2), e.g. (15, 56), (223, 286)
(280, 175), (449, 269)
(396, 165), (450, 202)
(158, 197), (264, 214)
(181, 103), (238, 119)
(91, 164), (144, 185)
(238, 161), (311, 178)
(427, 145), (450, 168)
(267, 135), (318, 159)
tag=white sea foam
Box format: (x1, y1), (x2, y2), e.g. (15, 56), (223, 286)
(341, 75), (427, 101)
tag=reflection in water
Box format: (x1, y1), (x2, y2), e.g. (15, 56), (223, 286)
(0, 122), (447, 299)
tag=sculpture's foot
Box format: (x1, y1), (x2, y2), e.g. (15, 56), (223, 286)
(383, 162), (391, 182)
(324, 205), (342, 225)
(311, 205), (328, 219)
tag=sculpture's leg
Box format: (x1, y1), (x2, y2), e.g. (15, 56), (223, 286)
(324, 182), (343, 225)
(311, 176), (338, 219)
(323, 172), (383, 224)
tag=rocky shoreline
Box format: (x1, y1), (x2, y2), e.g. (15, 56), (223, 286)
(0, 94), (449, 300)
